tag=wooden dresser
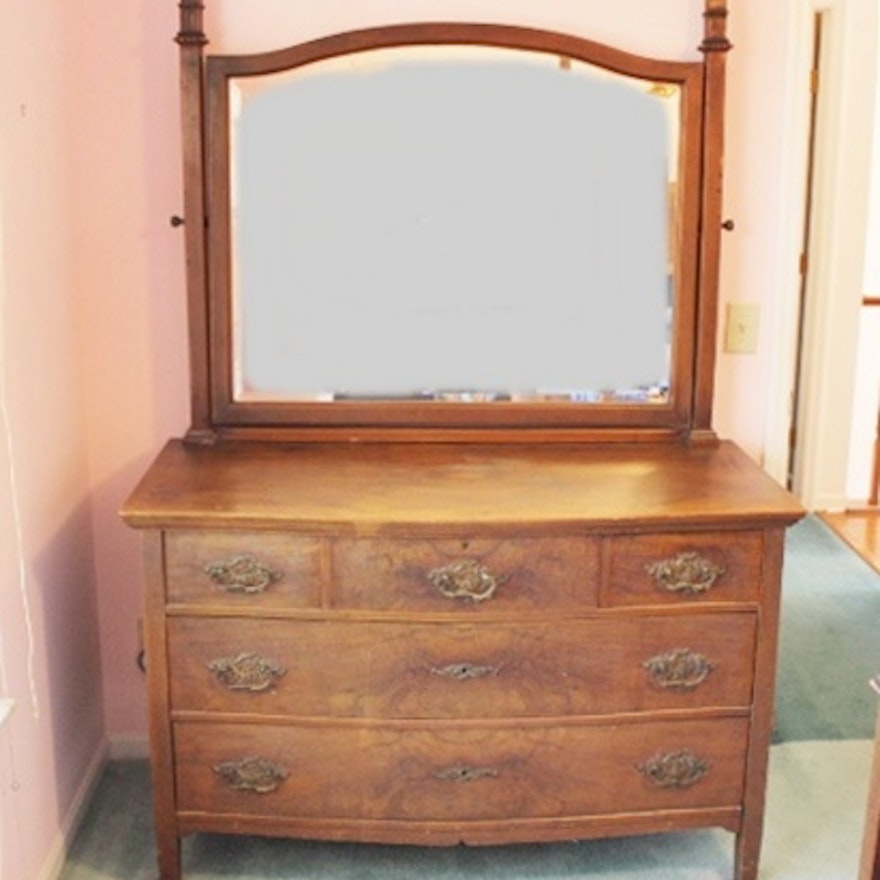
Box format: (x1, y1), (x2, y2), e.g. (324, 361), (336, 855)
(124, 5), (805, 877)
(122, 439), (802, 880)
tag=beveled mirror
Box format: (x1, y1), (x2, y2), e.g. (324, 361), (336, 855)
(177, 17), (726, 441)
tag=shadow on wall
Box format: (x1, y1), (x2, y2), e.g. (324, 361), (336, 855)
(33, 497), (105, 822)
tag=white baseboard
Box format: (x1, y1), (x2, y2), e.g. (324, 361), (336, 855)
(36, 739), (108, 880)
(35, 735), (150, 879)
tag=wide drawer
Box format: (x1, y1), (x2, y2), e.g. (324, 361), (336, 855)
(174, 717), (749, 821)
(605, 531), (764, 607)
(167, 613), (756, 718)
(164, 531), (323, 608)
(331, 536), (599, 612)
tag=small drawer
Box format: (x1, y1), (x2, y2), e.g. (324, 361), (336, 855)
(174, 717), (749, 822)
(164, 530), (323, 608)
(605, 531), (763, 607)
(332, 536), (598, 612)
(167, 613), (756, 719)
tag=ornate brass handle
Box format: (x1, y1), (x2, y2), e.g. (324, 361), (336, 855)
(637, 749), (709, 789)
(643, 648), (715, 692)
(207, 652), (286, 692)
(427, 559), (505, 603)
(645, 552), (726, 595)
(435, 765), (499, 783)
(212, 756), (289, 793)
(429, 662), (501, 681)
(204, 554), (281, 594)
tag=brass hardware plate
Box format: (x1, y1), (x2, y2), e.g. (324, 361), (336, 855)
(427, 559), (505, 602)
(645, 552), (726, 595)
(204, 554), (282, 594)
(643, 648), (715, 692)
(435, 765), (499, 783)
(429, 662), (500, 681)
(207, 651), (286, 692)
(637, 749), (710, 789)
(212, 756), (289, 793)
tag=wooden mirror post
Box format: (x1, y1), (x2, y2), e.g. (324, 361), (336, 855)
(693, 0), (732, 441)
(176, 0), (213, 443)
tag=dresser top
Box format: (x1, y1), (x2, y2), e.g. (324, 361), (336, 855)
(121, 439), (803, 534)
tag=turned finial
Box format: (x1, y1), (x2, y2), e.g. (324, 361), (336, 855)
(176, 0), (207, 47)
(701, 0), (732, 54)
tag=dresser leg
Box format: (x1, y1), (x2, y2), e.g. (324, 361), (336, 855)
(733, 827), (760, 880)
(156, 834), (182, 880)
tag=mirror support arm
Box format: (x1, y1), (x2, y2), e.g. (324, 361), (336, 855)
(177, 1), (216, 443)
(691, 0), (731, 442)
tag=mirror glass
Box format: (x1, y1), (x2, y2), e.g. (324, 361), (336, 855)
(227, 46), (681, 405)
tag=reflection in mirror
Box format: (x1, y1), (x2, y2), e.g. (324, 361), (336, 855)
(228, 46), (681, 405)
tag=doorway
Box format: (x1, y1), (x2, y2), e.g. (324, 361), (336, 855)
(766, 0), (878, 512)
(786, 11), (824, 493)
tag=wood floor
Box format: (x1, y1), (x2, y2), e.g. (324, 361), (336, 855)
(820, 510), (880, 575)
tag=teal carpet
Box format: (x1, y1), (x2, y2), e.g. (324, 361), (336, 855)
(60, 742), (876, 879)
(775, 515), (880, 741)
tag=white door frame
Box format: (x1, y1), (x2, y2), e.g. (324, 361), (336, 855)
(763, 0), (878, 511)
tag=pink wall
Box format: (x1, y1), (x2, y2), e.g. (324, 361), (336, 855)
(0, 2), (105, 877)
(70, 0), (190, 744)
(712, 1), (791, 459)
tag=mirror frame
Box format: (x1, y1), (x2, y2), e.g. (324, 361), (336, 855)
(176, 4), (730, 444)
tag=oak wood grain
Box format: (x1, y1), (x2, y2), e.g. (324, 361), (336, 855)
(173, 717), (750, 822)
(167, 612), (757, 719)
(122, 440), (802, 532)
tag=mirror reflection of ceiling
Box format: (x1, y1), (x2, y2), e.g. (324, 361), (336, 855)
(228, 46), (680, 404)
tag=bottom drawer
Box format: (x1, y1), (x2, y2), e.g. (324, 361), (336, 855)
(174, 717), (748, 822)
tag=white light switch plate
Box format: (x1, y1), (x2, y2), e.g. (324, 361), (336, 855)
(725, 302), (760, 354)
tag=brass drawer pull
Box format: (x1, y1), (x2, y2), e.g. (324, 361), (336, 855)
(212, 756), (289, 793)
(204, 554), (281, 594)
(643, 648), (715, 692)
(645, 552), (726, 595)
(427, 559), (505, 602)
(207, 652), (286, 692)
(637, 749), (709, 789)
(429, 662), (501, 681)
(435, 765), (499, 783)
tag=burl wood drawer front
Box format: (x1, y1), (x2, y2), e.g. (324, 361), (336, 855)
(332, 537), (599, 612)
(174, 717), (749, 821)
(168, 613), (756, 718)
(605, 531), (764, 607)
(164, 531), (322, 607)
